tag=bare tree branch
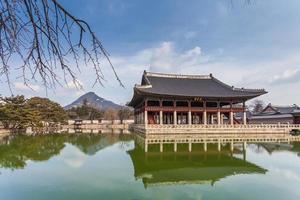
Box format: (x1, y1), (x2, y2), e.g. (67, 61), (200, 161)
(0, 0), (124, 92)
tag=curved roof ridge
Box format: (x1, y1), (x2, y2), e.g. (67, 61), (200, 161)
(233, 87), (266, 93)
(211, 76), (266, 93)
(135, 84), (152, 89)
(271, 104), (299, 108)
(144, 71), (212, 79)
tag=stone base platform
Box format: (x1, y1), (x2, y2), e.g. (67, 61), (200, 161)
(130, 124), (300, 135)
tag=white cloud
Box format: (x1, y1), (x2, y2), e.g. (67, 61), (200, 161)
(104, 41), (300, 105)
(271, 167), (300, 181)
(7, 41), (300, 106)
(135, 41), (205, 73)
(269, 68), (300, 84)
(14, 82), (40, 91)
(66, 80), (84, 89)
(62, 147), (87, 168)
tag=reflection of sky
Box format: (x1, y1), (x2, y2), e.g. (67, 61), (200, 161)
(1, 142), (300, 200)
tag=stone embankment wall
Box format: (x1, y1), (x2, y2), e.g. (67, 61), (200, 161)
(67, 119), (134, 125)
(63, 123), (131, 130)
(65, 119), (134, 130)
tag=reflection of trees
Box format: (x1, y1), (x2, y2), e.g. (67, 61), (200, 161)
(0, 135), (66, 169)
(0, 134), (133, 170)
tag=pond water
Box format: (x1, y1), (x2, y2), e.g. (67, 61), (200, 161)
(0, 134), (300, 200)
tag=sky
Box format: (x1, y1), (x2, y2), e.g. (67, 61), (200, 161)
(1, 0), (300, 106)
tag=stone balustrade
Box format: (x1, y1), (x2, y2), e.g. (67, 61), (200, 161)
(130, 123), (300, 135)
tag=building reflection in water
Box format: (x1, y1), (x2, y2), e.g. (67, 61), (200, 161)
(129, 134), (269, 188)
(1, 133), (300, 188)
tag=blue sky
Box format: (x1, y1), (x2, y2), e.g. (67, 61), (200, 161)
(1, 0), (300, 106)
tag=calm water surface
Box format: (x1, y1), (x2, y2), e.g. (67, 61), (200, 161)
(0, 134), (300, 200)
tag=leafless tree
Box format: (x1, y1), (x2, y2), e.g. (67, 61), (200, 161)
(249, 99), (265, 114)
(0, 0), (123, 92)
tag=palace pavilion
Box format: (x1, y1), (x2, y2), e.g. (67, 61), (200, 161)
(128, 71), (267, 126)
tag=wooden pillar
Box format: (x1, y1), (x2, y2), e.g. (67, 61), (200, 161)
(203, 101), (207, 125)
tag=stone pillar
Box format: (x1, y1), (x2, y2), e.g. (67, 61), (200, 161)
(218, 140), (221, 151)
(230, 111), (234, 125)
(145, 142), (148, 153)
(174, 142), (177, 152)
(204, 142), (207, 152)
(211, 115), (214, 124)
(188, 111), (192, 125)
(243, 141), (247, 150)
(173, 111), (177, 125)
(159, 100), (163, 125)
(188, 142), (192, 152)
(230, 101), (234, 125)
(243, 111), (247, 125)
(203, 101), (207, 125)
(159, 111), (163, 125)
(203, 112), (207, 125)
(230, 141), (234, 152)
(217, 101), (221, 125)
(243, 101), (247, 125)
(188, 101), (192, 125)
(160, 142), (163, 152)
(217, 112), (221, 125)
(243, 141), (247, 161)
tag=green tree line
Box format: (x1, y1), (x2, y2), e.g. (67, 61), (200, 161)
(0, 96), (133, 132)
(0, 96), (67, 130)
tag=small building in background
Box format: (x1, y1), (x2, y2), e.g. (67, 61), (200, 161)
(250, 104), (300, 124)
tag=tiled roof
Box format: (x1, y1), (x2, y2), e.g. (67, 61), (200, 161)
(128, 71), (267, 107)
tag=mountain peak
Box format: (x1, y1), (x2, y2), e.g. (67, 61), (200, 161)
(64, 92), (121, 110)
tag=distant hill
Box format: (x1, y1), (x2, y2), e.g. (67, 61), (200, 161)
(64, 92), (122, 110)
